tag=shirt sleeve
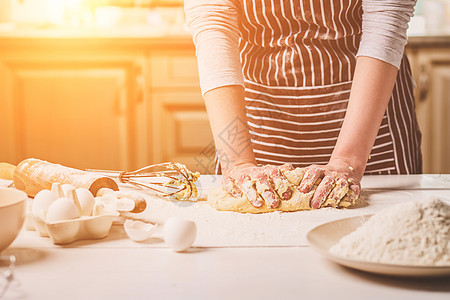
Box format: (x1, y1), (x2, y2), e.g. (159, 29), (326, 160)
(357, 0), (417, 69)
(184, 0), (244, 96)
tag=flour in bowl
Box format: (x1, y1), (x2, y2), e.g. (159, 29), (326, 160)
(330, 198), (450, 266)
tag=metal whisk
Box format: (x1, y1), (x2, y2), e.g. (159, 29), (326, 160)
(88, 162), (200, 201)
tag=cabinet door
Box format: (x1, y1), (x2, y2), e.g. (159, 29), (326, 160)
(429, 64), (450, 173)
(150, 51), (199, 88)
(151, 92), (215, 174)
(412, 48), (450, 173)
(0, 59), (142, 171)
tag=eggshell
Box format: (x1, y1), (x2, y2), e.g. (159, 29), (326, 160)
(51, 183), (65, 198)
(61, 184), (76, 197)
(46, 197), (79, 223)
(163, 217), (197, 252)
(75, 188), (95, 216)
(124, 219), (158, 242)
(32, 190), (58, 219)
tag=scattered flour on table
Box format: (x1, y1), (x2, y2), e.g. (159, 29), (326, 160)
(330, 198), (450, 266)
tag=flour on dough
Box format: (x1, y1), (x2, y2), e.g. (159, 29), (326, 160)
(207, 186), (317, 214)
(207, 167), (355, 214)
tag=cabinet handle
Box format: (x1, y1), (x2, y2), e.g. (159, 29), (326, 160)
(418, 65), (429, 102)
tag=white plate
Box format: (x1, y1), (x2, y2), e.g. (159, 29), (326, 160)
(307, 215), (450, 277)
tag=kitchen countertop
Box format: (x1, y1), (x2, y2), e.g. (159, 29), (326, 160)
(0, 23), (195, 50)
(3, 175), (450, 299)
(0, 22), (449, 48)
(407, 34), (450, 48)
(0, 33), (194, 52)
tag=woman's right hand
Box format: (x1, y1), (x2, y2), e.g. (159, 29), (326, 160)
(222, 163), (294, 208)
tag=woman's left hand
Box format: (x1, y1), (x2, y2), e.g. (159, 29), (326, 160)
(299, 159), (362, 209)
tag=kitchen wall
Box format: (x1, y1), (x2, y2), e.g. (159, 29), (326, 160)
(0, 0), (216, 174)
(1, 0), (185, 30)
(409, 0), (450, 35)
(0, 0), (449, 174)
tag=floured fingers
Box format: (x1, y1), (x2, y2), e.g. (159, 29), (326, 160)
(299, 166), (325, 193)
(222, 175), (243, 198)
(334, 179), (360, 207)
(263, 165), (293, 200)
(323, 177), (349, 207)
(278, 163), (294, 172)
(310, 173), (360, 209)
(234, 167), (280, 208)
(345, 183), (360, 205)
(223, 166), (281, 208)
(240, 174), (264, 207)
(310, 174), (335, 209)
(252, 170), (280, 208)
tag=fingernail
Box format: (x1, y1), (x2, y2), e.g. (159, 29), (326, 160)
(231, 190), (243, 198)
(251, 197), (264, 208)
(310, 198), (320, 209)
(262, 191), (279, 208)
(282, 189), (292, 200)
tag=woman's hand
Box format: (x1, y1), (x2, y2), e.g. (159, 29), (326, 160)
(222, 163), (294, 208)
(299, 159), (362, 209)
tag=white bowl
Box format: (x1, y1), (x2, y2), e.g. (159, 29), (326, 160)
(0, 188), (27, 252)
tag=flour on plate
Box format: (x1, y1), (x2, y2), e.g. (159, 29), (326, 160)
(330, 198), (450, 266)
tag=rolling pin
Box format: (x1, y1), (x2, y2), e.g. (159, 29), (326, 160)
(13, 158), (119, 197)
(0, 162), (16, 180)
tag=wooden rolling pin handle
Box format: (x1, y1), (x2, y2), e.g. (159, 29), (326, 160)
(88, 177), (119, 199)
(13, 158), (119, 197)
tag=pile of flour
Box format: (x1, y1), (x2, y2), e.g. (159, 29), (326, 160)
(330, 198), (450, 266)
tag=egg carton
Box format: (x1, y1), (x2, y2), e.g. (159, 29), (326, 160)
(28, 184), (145, 245)
(29, 210), (119, 244)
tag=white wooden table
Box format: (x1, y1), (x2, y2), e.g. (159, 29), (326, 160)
(3, 175), (450, 299)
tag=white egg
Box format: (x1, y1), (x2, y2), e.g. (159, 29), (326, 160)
(114, 197), (135, 212)
(46, 197), (80, 223)
(92, 197), (120, 217)
(61, 184), (76, 197)
(96, 188), (116, 197)
(92, 197), (106, 216)
(32, 190), (58, 219)
(75, 188), (95, 216)
(100, 193), (135, 212)
(163, 217), (197, 252)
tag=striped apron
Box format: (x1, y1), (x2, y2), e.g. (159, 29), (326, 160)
(217, 0), (422, 175)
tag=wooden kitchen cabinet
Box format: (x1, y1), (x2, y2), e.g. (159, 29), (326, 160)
(150, 91), (214, 174)
(0, 49), (144, 171)
(149, 51), (215, 174)
(0, 36), (214, 173)
(0, 34), (448, 175)
(150, 51), (201, 88)
(406, 38), (450, 173)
